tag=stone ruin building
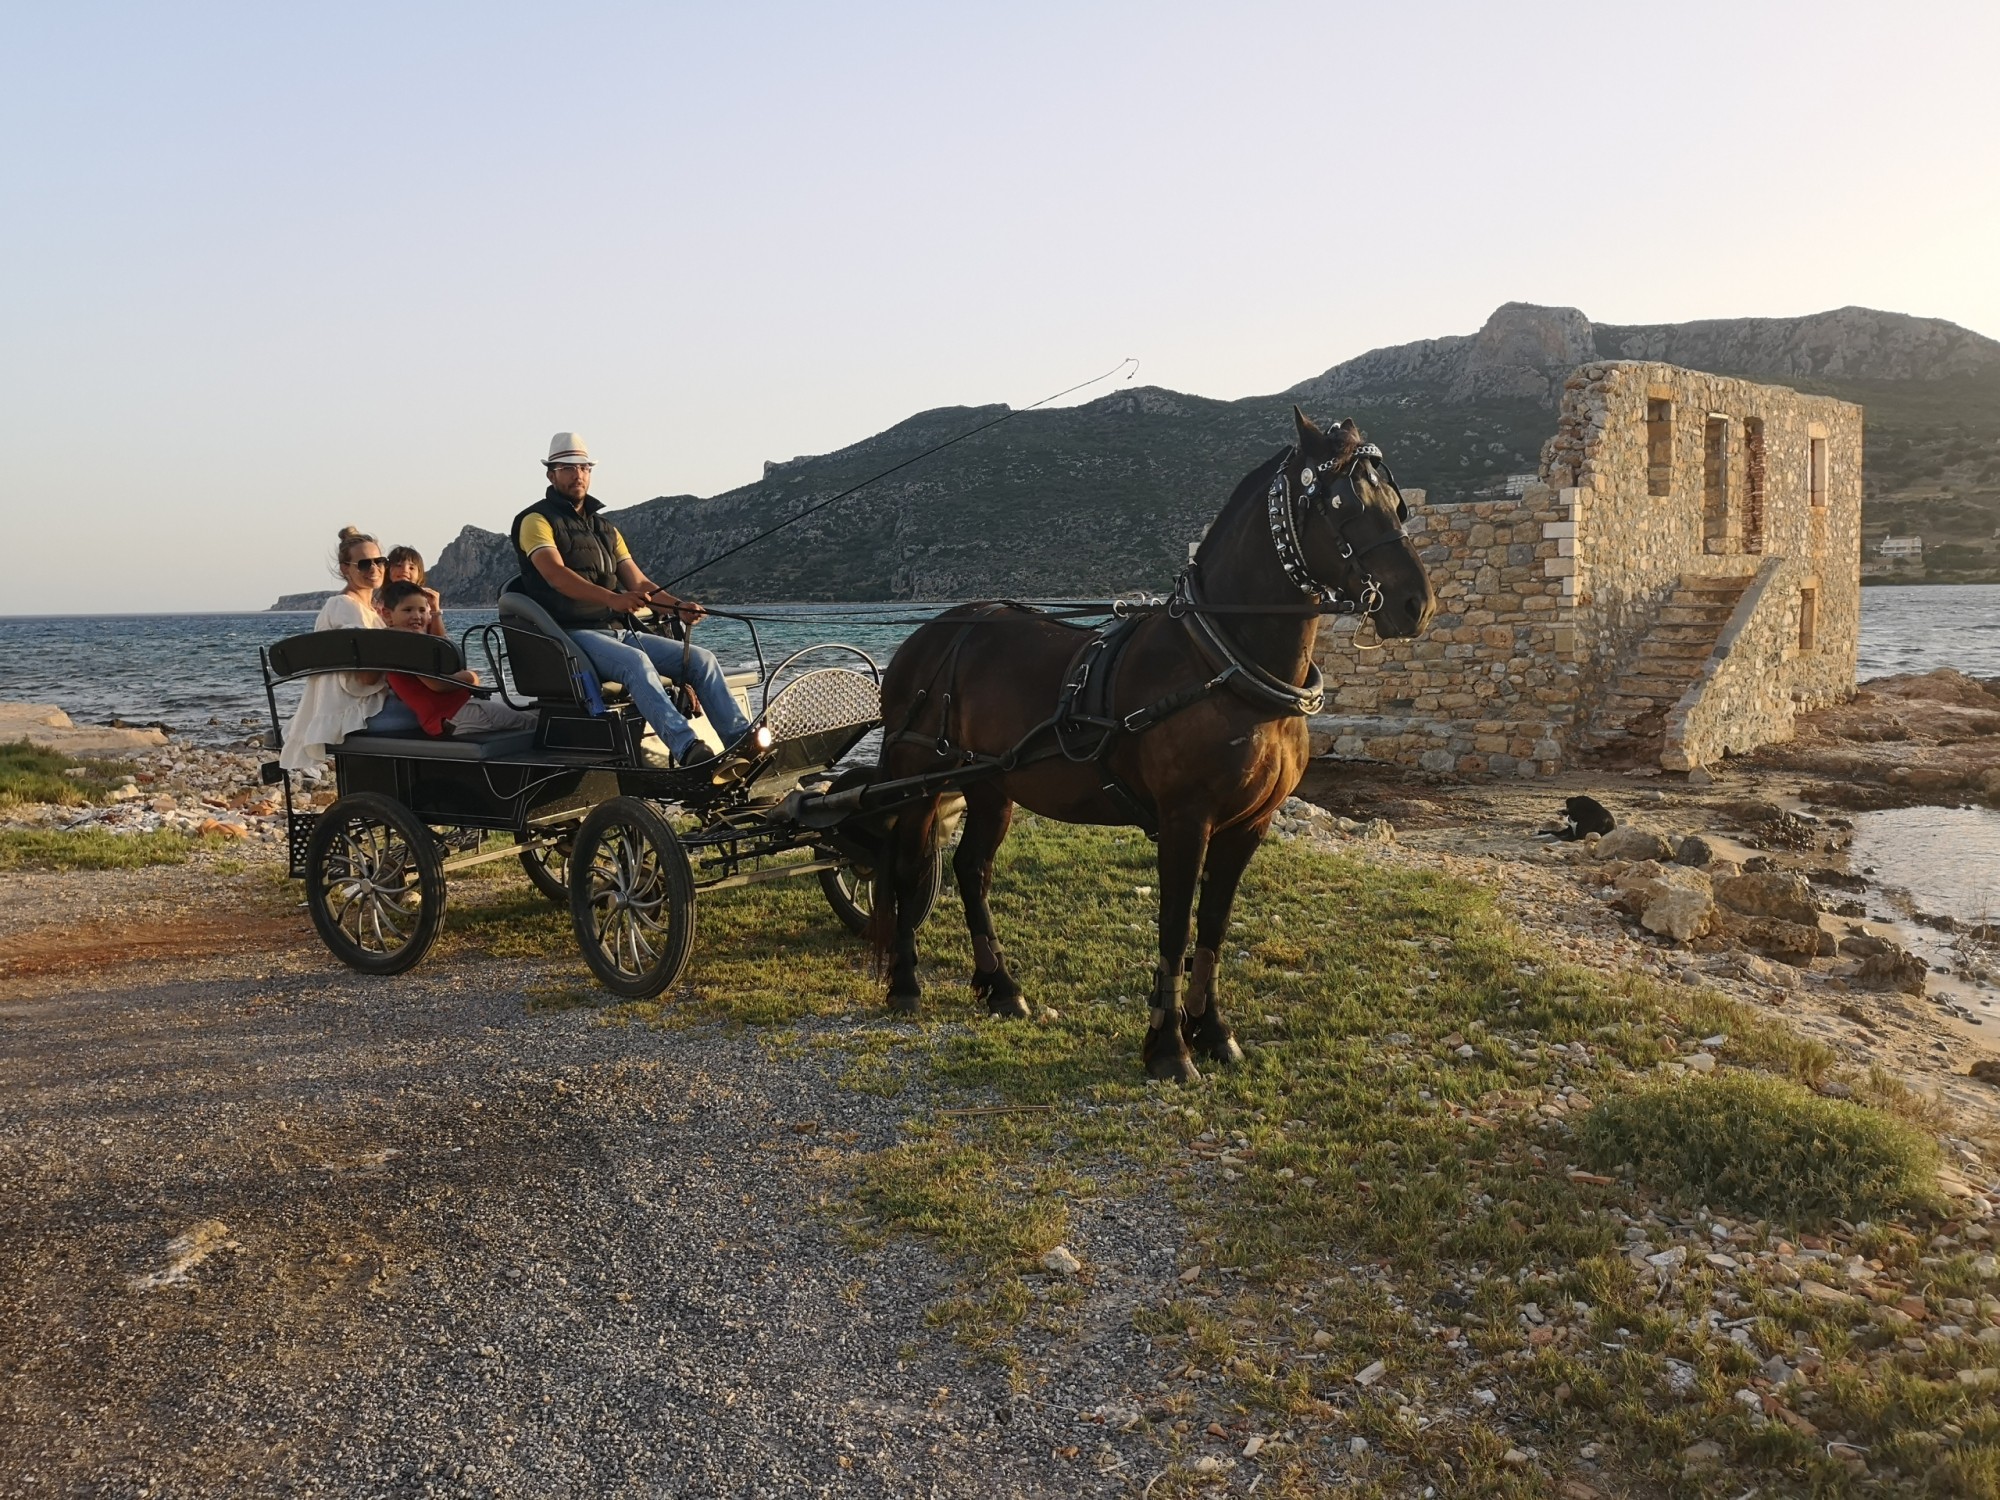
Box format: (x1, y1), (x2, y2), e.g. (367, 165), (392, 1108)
(1311, 362), (1862, 774)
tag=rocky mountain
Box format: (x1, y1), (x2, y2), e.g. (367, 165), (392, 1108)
(408, 302), (2000, 606)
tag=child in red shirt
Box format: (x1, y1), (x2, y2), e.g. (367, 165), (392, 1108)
(378, 581), (538, 736)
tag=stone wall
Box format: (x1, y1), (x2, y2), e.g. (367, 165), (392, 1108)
(1311, 361), (1862, 774)
(1313, 485), (1579, 776)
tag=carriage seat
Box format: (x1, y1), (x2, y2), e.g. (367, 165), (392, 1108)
(496, 579), (629, 711)
(265, 626), (485, 687)
(495, 578), (758, 743)
(333, 727), (539, 762)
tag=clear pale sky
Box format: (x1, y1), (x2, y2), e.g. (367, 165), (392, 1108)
(3, 1), (1996, 614)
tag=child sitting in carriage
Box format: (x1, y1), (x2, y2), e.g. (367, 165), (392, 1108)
(375, 580), (539, 737)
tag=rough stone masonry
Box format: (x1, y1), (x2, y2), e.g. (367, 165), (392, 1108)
(1311, 361), (1862, 776)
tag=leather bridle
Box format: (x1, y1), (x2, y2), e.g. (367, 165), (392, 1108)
(1265, 442), (1411, 615)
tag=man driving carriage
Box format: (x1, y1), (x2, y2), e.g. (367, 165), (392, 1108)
(512, 432), (753, 768)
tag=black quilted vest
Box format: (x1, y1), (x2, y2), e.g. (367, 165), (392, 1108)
(510, 489), (623, 627)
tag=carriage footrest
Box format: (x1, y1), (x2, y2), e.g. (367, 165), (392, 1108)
(287, 812), (319, 880)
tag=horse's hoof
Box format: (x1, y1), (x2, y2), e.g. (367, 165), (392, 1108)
(887, 989), (921, 1016)
(1182, 1011), (1244, 1067)
(971, 968), (1028, 1020)
(1142, 1029), (1202, 1084)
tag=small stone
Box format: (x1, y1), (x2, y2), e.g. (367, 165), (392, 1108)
(1040, 1246), (1082, 1277)
(1648, 1245), (1688, 1269)
(1242, 1435), (1265, 1458)
(1353, 1359), (1386, 1387)
(1502, 1447), (1530, 1466)
(1763, 1355), (1797, 1385)
(1348, 1436), (1369, 1456)
(1309, 1330), (1333, 1348)
(1683, 1440), (1724, 1464)
(1957, 1367), (2000, 1387)
(1578, 1442), (1603, 1460)
(1472, 1388), (1498, 1406)
(1684, 1051), (1717, 1074)
(1192, 1454), (1224, 1474)
(1179, 1267), (1201, 1283)
(1801, 1279), (1858, 1306)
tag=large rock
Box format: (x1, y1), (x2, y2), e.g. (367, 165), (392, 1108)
(1854, 945), (1928, 996)
(0, 702), (166, 755)
(1613, 862), (1716, 942)
(1721, 914), (1827, 966)
(1596, 826), (1675, 863)
(1714, 871), (1821, 926)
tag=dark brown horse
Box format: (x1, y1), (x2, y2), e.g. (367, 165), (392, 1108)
(871, 409), (1436, 1080)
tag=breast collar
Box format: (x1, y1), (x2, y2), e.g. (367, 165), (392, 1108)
(1265, 443), (1410, 615)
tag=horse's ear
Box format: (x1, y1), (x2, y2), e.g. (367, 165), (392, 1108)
(1292, 405), (1323, 446)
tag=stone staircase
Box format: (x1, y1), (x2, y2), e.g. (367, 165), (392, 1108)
(1578, 573), (1752, 765)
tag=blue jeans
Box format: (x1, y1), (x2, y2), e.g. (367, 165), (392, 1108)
(567, 628), (751, 756)
(366, 697), (420, 733)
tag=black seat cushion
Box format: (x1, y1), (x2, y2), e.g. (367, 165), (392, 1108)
(332, 729), (539, 762)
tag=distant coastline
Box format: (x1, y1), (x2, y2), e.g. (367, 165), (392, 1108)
(267, 590), (335, 612)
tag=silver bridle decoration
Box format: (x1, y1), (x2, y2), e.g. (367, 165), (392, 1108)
(1265, 441), (1394, 614)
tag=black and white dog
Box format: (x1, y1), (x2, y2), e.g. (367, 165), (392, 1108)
(1543, 795), (1615, 842)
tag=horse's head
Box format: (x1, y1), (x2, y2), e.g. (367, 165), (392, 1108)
(1286, 407), (1436, 639)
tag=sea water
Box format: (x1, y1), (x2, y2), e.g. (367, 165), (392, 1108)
(0, 604), (941, 746)
(2, 586), (1996, 747)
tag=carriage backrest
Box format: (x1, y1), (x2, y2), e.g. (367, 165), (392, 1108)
(266, 628), (464, 681)
(496, 579), (602, 709)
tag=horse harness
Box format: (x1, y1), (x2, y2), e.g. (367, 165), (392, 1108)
(885, 440), (1410, 838)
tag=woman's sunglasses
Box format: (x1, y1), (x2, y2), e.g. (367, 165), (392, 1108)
(348, 557), (388, 571)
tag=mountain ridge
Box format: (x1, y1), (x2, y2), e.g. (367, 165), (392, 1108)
(380, 303), (2000, 605)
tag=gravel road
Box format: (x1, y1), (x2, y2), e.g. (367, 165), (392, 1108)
(1, 918), (1180, 1497)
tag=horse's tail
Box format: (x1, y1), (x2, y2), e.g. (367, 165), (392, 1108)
(865, 805), (941, 970)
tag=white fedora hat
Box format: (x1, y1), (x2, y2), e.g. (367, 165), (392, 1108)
(545, 432), (593, 467)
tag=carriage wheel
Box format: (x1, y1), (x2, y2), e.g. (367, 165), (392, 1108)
(819, 847), (944, 937)
(569, 797), (696, 999)
(304, 792), (446, 975)
(514, 824), (578, 906)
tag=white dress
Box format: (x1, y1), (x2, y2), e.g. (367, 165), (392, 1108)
(278, 593), (390, 770)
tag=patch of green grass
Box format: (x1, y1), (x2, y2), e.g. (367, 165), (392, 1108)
(1578, 1072), (1947, 1227)
(0, 828), (213, 870)
(0, 740), (134, 810)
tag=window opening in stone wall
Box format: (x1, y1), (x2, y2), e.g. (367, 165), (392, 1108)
(1703, 415), (1730, 551)
(1798, 587), (1817, 653)
(1743, 417), (1766, 553)
(1809, 437), (1827, 508)
(1646, 399), (1673, 496)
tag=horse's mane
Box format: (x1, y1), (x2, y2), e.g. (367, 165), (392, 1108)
(1194, 449), (1289, 570)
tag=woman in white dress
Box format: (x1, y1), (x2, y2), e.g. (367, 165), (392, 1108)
(279, 527), (394, 770)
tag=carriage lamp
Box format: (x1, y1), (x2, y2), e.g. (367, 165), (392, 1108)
(750, 724), (776, 753)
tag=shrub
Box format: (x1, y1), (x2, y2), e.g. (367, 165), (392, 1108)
(1578, 1071), (1946, 1228)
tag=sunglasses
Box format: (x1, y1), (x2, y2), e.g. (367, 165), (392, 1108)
(349, 557), (388, 571)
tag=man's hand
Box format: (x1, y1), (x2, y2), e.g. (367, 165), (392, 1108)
(648, 589), (706, 625)
(613, 587), (656, 614)
(453, 668), (481, 687)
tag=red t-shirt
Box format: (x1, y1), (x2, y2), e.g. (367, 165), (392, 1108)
(386, 674), (472, 736)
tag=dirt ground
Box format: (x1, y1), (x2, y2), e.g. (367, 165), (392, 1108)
(0, 859), (1171, 1498)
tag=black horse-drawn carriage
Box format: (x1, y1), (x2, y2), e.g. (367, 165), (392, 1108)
(261, 585), (944, 998)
